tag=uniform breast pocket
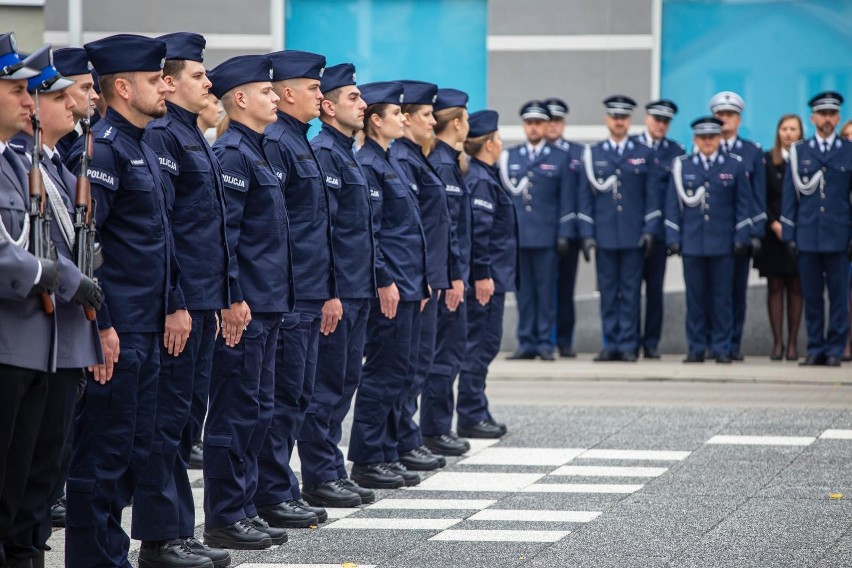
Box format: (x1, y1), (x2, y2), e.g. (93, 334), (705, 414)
(382, 179), (412, 226)
(122, 169), (159, 226)
(179, 154), (215, 216)
(244, 167), (285, 227)
(339, 167), (369, 221)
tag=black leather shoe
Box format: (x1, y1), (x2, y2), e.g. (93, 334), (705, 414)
(289, 499), (327, 523)
(799, 354), (826, 366)
(50, 495), (66, 528)
(184, 537), (230, 568)
(302, 481), (362, 508)
(593, 350), (619, 362)
(620, 351), (638, 362)
(458, 420), (503, 439)
(399, 448), (441, 471)
(188, 441), (204, 470)
(506, 350), (536, 360)
(351, 463), (405, 489)
(683, 353), (705, 363)
(447, 431), (472, 450)
(825, 356), (842, 367)
(643, 348), (661, 359)
(486, 418), (507, 435)
(203, 519), (273, 550)
(337, 478), (375, 504)
(423, 433), (468, 456)
(714, 353), (732, 364)
(256, 501), (318, 528)
(731, 351), (745, 361)
(558, 346), (577, 358)
(248, 516), (287, 545)
(538, 351), (555, 361)
(386, 462), (421, 486)
(418, 446), (446, 467)
(139, 539), (214, 568)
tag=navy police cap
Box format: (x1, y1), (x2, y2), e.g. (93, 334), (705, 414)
(690, 116), (723, 136)
(158, 32), (206, 63)
(434, 88), (468, 111)
(0, 32), (39, 80)
(90, 67), (101, 93)
(645, 99), (678, 120)
(544, 97), (569, 118)
(85, 34), (166, 75)
(53, 47), (90, 77)
(399, 80), (438, 105)
(603, 95), (636, 116)
(519, 100), (550, 121)
(208, 54), (273, 99)
(809, 91), (843, 112)
(360, 81), (404, 106)
(468, 110), (499, 138)
(320, 62), (356, 94)
(24, 44), (75, 93)
(269, 50), (326, 82)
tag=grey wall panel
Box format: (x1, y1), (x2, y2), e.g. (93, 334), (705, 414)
(489, 0), (652, 36)
(2, 7), (44, 51)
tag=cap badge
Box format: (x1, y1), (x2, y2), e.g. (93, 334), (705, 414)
(269, 68), (273, 79)
(319, 67), (325, 77)
(10, 32), (16, 51)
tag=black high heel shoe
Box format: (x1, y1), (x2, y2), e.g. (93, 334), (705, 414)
(770, 344), (784, 361)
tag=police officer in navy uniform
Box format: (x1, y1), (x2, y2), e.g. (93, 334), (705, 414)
(349, 81), (429, 489)
(578, 96), (659, 362)
(665, 117), (752, 363)
(203, 54), (289, 549)
(630, 99), (685, 358)
(458, 110), (518, 438)
(544, 97), (583, 358)
(53, 47), (100, 161)
(298, 63), (377, 508)
(710, 91), (766, 360)
(500, 100), (574, 360)
(133, 32), (231, 567)
(258, 49), (335, 529)
(64, 34), (183, 568)
(782, 92), (852, 367)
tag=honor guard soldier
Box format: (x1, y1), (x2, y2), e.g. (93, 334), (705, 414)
(630, 99), (685, 358)
(133, 32), (231, 568)
(258, 49), (335, 529)
(391, 80), (456, 472)
(459, 110), (518, 438)
(709, 91), (766, 360)
(781, 92), (852, 367)
(544, 97), (583, 358)
(578, 95), (660, 362)
(63, 34), (180, 568)
(499, 100), (574, 360)
(53, 47), (99, 160)
(665, 117), (752, 363)
(203, 54), (290, 549)
(349, 81), (429, 489)
(298, 63), (377, 509)
(420, 88), (473, 456)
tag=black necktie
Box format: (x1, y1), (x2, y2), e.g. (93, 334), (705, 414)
(821, 141), (828, 153)
(3, 147), (29, 190)
(722, 141), (728, 153)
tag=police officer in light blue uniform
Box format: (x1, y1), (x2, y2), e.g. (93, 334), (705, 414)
(630, 99), (685, 358)
(459, 110), (518, 437)
(500, 100), (574, 360)
(579, 96), (659, 362)
(64, 34), (181, 568)
(203, 54), (289, 549)
(665, 117), (752, 363)
(781, 92), (852, 367)
(133, 32), (231, 567)
(257, 49), (334, 529)
(299, 63), (377, 509)
(709, 91), (766, 360)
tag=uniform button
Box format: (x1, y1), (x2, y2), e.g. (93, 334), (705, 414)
(525, 205), (532, 212)
(704, 215), (710, 221)
(616, 169), (621, 175)
(527, 172), (534, 178)
(803, 176), (809, 182)
(598, 178), (604, 184)
(617, 205), (623, 212)
(821, 193), (826, 199)
(704, 182), (710, 187)
(822, 167), (827, 173)
(820, 206), (825, 212)
(60, 286), (66, 294)
(687, 190), (693, 196)
(11, 280), (19, 290)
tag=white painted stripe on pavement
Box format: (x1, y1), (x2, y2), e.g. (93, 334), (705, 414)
(458, 447), (585, 466)
(240, 565), (377, 568)
(464, 438), (502, 454)
(706, 435), (815, 446)
(820, 429), (852, 439)
(325, 518), (461, 530)
(326, 507), (361, 519)
(406, 472), (545, 492)
(520, 483), (644, 494)
(580, 449), (691, 461)
(469, 509), (601, 522)
(430, 529), (571, 542)
(370, 499), (497, 510)
(549, 465), (668, 477)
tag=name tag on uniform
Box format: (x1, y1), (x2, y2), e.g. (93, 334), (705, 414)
(130, 158), (146, 166)
(594, 161), (608, 167)
(540, 164), (557, 171)
(445, 184), (462, 195)
(325, 175), (341, 189)
(509, 164), (521, 170)
(627, 158), (645, 165)
(472, 198), (494, 211)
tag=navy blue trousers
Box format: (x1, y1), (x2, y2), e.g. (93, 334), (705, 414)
(298, 298), (369, 487)
(798, 252), (851, 358)
(457, 292), (505, 428)
(731, 254), (751, 353)
(639, 239), (667, 352)
(420, 297), (467, 436)
(556, 239), (580, 349)
(398, 289), (439, 453)
(348, 300), (421, 465)
(256, 301), (323, 505)
(203, 313), (280, 529)
(66, 332), (160, 568)
(683, 255), (734, 356)
(132, 310), (217, 541)
(517, 247), (557, 354)
(595, 248), (644, 354)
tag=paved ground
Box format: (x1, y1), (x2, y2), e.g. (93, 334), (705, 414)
(46, 355), (852, 567)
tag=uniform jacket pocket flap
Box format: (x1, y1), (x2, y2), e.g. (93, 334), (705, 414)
(206, 434), (232, 447)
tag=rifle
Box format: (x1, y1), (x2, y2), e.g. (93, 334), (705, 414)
(28, 91), (55, 315)
(73, 89), (98, 321)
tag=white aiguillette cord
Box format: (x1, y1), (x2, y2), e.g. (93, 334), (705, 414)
(582, 145), (617, 194)
(498, 149), (530, 196)
(672, 157), (705, 209)
(788, 142), (822, 198)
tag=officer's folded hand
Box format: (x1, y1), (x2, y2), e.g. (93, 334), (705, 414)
(786, 241), (799, 261)
(557, 237), (572, 257)
(733, 242), (748, 256)
(638, 233), (654, 258)
(32, 258), (59, 295)
(667, 243), (681, 257)
(165, 308), (192, 357)
(750, 237), (763, 257)
(847, 239), (852, 261)
(581, 237), (596, 262)
(378, 283), (400, 320)
(73, 275), (104, 311)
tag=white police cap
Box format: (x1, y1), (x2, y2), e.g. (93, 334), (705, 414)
(709, 91), (745, 114)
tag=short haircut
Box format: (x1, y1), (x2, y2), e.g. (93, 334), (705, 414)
(162, 59), (187, 80)
(98, 72), (134, 103)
